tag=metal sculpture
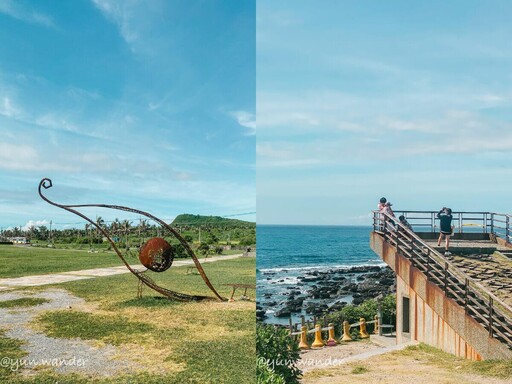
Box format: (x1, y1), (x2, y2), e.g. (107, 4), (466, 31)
(38, 178), (226, 302)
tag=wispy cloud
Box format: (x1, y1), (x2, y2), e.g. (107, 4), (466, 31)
(229, 110), (256, 135)
(0, 0), (55, 27)
(92, 0), (140, 46)
(0, 96), (21, 118)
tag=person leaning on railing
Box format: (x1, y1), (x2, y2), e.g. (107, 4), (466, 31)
(381, 202), (396, 229)
(399, 215), (413, 231)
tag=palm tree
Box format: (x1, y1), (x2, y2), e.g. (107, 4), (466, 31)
(121, 219), (132, 247)
(95, 216), (105, 244)
(138, 219), (149, 246)
(110, 218), (121, 242)
(85, 223), (92, 248)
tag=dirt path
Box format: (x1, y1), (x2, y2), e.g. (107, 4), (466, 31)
(0, 253), (246, 289)
(298, 336), (414, 373)
(302, 345), (510, 384)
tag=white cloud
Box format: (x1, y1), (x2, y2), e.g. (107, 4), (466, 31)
(229, 110), (256, 135)
(0, 142), (39, 171)
(0, 0), (55, 27)
(22, 219), (49, 231)
(92, 0), (139, 45)
(0, 97), (21, 118)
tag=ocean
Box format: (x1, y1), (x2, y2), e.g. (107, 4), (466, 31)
(256, 225), (385, 324)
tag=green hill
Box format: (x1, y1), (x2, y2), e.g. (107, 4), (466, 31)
(171, 214), (255, 227)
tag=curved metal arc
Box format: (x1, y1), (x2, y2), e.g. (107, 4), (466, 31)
(38, 178), (226, 301)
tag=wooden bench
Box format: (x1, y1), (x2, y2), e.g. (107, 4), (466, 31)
(223, 283), (256, 302)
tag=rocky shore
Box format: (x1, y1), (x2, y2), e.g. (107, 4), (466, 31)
(257, 265), (395, 322)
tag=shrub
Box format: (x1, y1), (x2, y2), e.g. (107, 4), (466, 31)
(256, 324), (301, 384)
(257, 357), (286, 384)
(326, 294), (396, 338)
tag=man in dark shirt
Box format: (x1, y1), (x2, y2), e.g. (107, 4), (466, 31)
(437, 207), (454, 255)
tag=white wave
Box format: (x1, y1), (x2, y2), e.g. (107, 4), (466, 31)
(259, 261), (386, 274)
(271, 277), (300, 285)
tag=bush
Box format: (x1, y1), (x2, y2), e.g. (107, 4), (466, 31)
(326, 294), (396, 338)
(256, 324), (301, 384)
(257, 357), (286, 384)
(239, 236), (256, 246)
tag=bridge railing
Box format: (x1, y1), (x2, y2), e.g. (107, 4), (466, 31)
(490, 213), (512, 244)
(372, 211), (512, 349)
(386, 210), (511, 243)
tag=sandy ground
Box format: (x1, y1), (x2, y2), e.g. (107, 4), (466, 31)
(302, 347), (510, 384)
(298, 336), (403, 373)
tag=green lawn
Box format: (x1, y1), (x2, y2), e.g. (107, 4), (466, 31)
(0, 298), (50, 308)
(0, 245), (125, 278)
(0, 244), (247, 278)
(2, 257), (256, 383)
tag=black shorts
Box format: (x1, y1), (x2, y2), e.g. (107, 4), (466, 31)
(440, 231), (451, 236)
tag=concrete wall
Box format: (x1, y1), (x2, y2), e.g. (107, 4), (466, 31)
(371, 232), (512, 360)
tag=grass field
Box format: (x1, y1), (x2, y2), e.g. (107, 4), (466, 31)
(0, 244), (246, 278)
(0, 245), (124, 278)
(1, 257), (256, 383)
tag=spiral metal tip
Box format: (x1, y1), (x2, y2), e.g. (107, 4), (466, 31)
(41, 178), (53, 189)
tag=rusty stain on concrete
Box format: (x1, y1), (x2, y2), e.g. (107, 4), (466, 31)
(370, 232), (511, 360)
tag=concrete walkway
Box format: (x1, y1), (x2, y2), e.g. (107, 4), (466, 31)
(0, 253), (246, 290)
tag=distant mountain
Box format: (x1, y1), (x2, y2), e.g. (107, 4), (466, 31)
(171, 214), (255, 227)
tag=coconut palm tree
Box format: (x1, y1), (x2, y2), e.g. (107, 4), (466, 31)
(121, 219), (132, 247)
(138, 219), (149, 246)
(95, 216), (105, 244)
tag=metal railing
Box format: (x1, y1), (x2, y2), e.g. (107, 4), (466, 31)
(384, 210), (511, 243)
(372, 211), (512, 349)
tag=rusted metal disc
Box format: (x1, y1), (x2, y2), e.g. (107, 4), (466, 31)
(139, 237), (174, 272)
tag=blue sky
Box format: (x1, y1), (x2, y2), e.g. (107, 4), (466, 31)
(257, 0), (512, 225)
(0, 0), (255, 230)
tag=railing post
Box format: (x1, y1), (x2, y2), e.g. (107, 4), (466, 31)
(489, 296), (494, 338)
(464, 278), (469, 315)
(491, 213), (494, 234)
(396, 227), (401, 253)
(444, 262), (448, 296)
(426, 250), (431, 281)
(506, 216), (510, 243)
(409, 236), (414, 262)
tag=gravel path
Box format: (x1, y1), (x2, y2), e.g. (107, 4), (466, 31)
(0, 289), (141, 376)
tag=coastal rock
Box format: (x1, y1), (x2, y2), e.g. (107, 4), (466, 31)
(260, 265), (396, 322)
(275, 307), (292, 317)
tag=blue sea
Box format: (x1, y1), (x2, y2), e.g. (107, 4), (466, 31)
(257, 225), (385, 324)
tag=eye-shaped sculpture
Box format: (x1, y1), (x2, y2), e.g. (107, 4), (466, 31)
(38, 178), (226, 302)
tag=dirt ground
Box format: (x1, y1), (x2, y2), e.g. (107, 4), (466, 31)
(302, 347), (511, 384)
